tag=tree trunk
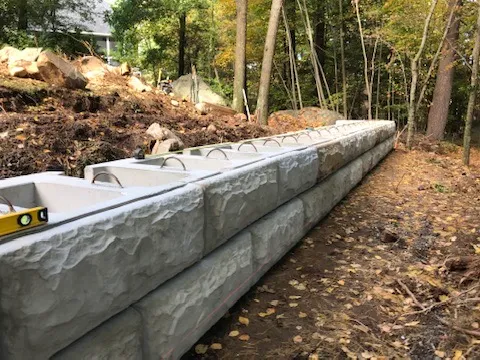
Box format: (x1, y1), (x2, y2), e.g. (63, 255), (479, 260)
(426, 0), (462, 140)
(314, 2), (326, 69)
(406, 0), (438, 149)
(256, 0), (284, 125)
(339, 0), (347, 118)
(233, 0), (248, 113)
(178, 13), (187, 78)
(353, 0), (372, 120)
(18, 0), (28, 30)
(463, 4), (480, 165)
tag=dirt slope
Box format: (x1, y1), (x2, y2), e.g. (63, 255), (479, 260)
(0, 71), (273, 179)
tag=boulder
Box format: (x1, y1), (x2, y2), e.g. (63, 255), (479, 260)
(146, 123), (185, 154)
(128, 76), (152, 92)
(37, 51), (88, 89)
(268, 107), (343, 133)
(194, 102), (237, 116)
(8, 47), (42, 65)
(73, 56), (108, 80)
(7, 60), (40, 79)
(0, 46), (20, 63)
(8, 66), (27, 78)
(172, 74), (227, 106)
(151, 139), (184, 154)
(120, 62), (131, 75)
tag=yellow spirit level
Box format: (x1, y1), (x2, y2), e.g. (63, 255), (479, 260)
(0, 207), (49, 237)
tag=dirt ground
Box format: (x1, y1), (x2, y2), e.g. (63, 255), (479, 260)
(0, 73), (273, 179)
(184, 140), (480, 360)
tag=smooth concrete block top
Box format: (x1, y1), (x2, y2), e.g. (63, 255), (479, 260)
(198, 160), (279, 255)
(0, 184), (205, 359)
(52, 308), (142, 360)
(275, 148), (319, 206)
(248, 198), (305, 282)
(134, 231), (253, 360)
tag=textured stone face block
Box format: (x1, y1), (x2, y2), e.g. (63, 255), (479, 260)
(301, 137), (393, 230)
(0, 185), (205, 360)
(134, 232), (253, 360)
(51, 308), (142, 360)
(315, 123), (395, 181)
(275, 148), (319, 206)
(199, 161), (278, 255)
(248, 199), (305, 282)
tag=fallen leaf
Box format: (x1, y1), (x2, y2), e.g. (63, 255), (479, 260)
(238, 334), (250, 341)
(239, 316), (249, 326)
(293, 335), (303, 343)
(405, 321), (420, 327)
(309, 353), (319, 360)
(210, 343), (222, 350)
(299, 312), (308, 318)
(289, 303), (299, 307)
(229, 330), (239, 337)
(195, 344), (208, 354)
(0, 131), (8, 139)
(276, 314), (286, 319)
(270, 300), (279, 306)
(259, 308), (276, 317)
(312, 332), (322, 340)
(289, 295), (302, 300)
(453, 350), (463, 360)
(15, 134), (27, 141)
(338, 280), (345, 286)
(434, 350), (445, 358)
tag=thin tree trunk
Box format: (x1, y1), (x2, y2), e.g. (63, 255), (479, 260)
(416, 3), (457, 112)
(463, 5), (480, 165)
(18, 0), (28, 30)
(334, 45), (340, 114)
(256, 0), (284, 125)
(375, 44), (383, 119)
(314, 2), (326, 69)
(297, 0), (325, 107)
(233, 0), (248, 113)
(339, 0), (348, 118)
(178, 13), (187, 77)
(426, 0), (462, 140)
(406, 0), (438, 149)
(353, 0), (372, 120)
(283, 7), (300, 110)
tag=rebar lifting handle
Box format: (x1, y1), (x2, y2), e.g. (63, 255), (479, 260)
(206, 148), (229, 160)
(91, 172), (124, 188)
(238, 142), (259, 152)
(281, 135), (298, 143)
(0, 195), (16, 213)
(160, 156), (187, 171)
(262, 139), (282, 147)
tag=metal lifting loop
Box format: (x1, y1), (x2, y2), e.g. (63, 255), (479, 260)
(0, 195), (16, 213)
(281, 135), (298, 143)
(238, 142), (258, 152)
(91, 172), (124, 188)
(262, 139), (282, 147)
(296, 133), (312, 140)
(160, 156), (187, 171)
(206, 148), (229, 160)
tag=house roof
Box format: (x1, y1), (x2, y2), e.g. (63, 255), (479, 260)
(72, 0), (114, 37)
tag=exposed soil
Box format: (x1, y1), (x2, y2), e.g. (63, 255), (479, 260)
(0, 74), (273, 179)
(184, 140), (480, 360)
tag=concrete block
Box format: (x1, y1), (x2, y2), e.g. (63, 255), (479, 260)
(276, 148), (318, 205)
(134, 231), (253, 360)
(51, 308), (142, 360)
(300, 136), (394, 231)
(0, 185), (205, 359)
(315, 123), (395, 181)
(248, 198), (305, 282)
(198, 161), (278, 255)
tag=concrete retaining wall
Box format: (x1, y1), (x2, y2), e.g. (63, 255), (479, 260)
(0, 121), (395, 359)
